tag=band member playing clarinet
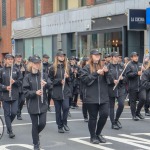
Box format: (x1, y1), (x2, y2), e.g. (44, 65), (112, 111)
(23, 56), (52, 150)
(126, 52), (144, 121)
(107, 52), (126, 130)
(0, 54), (22, 138)
(49, 50), (72, 133)
(81, 49), (109, 144)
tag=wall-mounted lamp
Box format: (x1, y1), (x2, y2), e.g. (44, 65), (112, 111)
(91, 20), (95, 23)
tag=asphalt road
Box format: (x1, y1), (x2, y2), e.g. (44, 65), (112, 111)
(0, 105), (150, 150)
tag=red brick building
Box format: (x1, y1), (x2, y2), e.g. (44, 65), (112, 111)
(0, 0), (53, 59)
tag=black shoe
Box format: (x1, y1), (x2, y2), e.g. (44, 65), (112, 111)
(9, 131), (15, 138)
(97, 135), (106, 143)
(132, 116), (139, 121)
(58, 127), (65, 133)
(17, 116), (22, 120)
(84, 118), (88, 122)
(75, 105), (79, 108)
(63, 124), (70, 131)
(68, 111), (71, 117)
(136, 113), (144, 119)
(145, 112), (150, 116)
(71, 106), (75, 109)
(90, 136), (100, 144)
(111, 123), (120, 130)
(115, 120), (122, 128)
(34, 144), (40, 150)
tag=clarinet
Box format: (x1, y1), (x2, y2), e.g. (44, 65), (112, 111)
(41, 62), (43, 103)
(9, 64), (13, 98)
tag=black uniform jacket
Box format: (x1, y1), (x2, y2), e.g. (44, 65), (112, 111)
(80, 64), (109, 104)
(126, 61), (142, 92)
(0, 66), (22, 101)
(140, 68), (150, 102)
(49, 64), (72, 100)
(23, 72), (52, 114)
(14, 63), (25, 93)
(107, 63), (126, 97)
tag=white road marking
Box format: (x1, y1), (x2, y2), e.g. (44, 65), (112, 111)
(69, 137), (114, 150)
(0, 144), (44, 150)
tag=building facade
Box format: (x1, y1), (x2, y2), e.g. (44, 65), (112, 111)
(0, 0), (149, 61)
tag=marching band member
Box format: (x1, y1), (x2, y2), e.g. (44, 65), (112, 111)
(14, 53), (26, 120)
(42, 54), (52, 112)
(49, 51), (72, 133)
(107, 52), (126, 130)
(126, 52), (144, 121)
(81, 49), (109, 144)
(0, 54), (22, 138)
(23, 56), (52, 150)
(79, 57), (89, 122)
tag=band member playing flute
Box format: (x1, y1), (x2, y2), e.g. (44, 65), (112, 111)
(0, 54), (22, 138)
(23, 56), (52, 150)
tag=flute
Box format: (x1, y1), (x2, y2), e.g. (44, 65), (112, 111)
(9, 64), (13, 97)
(62, 70), (66, 91)
(41, 61), (43, 103)
(113, 61), (130, 91)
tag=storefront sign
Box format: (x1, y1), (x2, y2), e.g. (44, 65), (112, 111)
(146, 8), (150, 24)
(128, 9), (146, 30)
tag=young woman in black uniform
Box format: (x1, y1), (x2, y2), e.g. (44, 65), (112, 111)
(81, 49), (109, 144)
(23, 56), (52, 150)
(49, 51), (72, 133)
(0, 54), (22, 138)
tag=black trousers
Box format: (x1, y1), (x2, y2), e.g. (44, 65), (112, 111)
(29, 113), (47, 145)
(109, 95), (125, 124)
(82, 103), (88, 119)
(86, 103), (108, 138)
(136, 89), (149, 114)
(54, 99), (69, 129)
(3, 100), (18, 132)
(48, 90), (52, 106)
(129, 91), (139, 117)
(17, 93), (25, 116)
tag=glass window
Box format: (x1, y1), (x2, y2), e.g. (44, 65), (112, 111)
(95, 0), (114, 5)
(43, 37), (53, 62)
(2, 0), (6, 26)
(34, 0), (41, 16)
(81, 0), (86, 6)
(34, 38), (43, 58)
(25, 39), (33, 59)
(91, 34), (98, 49)
(59, 0), (68, 11)
(79, 35), (87, 57)
(17, 0), (25, 18)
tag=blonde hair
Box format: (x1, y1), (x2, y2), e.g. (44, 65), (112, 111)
(88, 55), (102, 73)
(26, 62), (41, 73)
(53, 56), (69, 76)
(146, 60), (150, 70)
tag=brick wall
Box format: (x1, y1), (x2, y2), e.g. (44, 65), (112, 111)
(41, 0), (53, 15)
(86, 0), (95, 5)
(25, 0), (34, 18)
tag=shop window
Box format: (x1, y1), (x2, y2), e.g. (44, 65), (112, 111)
(91, 34), (98, 49)
(2, 0), (6, 26)
(81, 0), (86, 6)
(95, 0), (114, 5)
(17, 0), (25, 19)
(34, 0), (41, 16)
(59, 0), (68, 11)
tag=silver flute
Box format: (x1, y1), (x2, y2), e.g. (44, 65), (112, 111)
(9, 64), (13, 97)
(41, 61), (43, 103)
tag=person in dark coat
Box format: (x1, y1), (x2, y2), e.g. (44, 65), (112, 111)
(0, 54), (22, 138)
(79, 57), (89, 122)
(23, 56), (52, 150)
(14, 53), (26, 120)
(80, 49), (109, 144)
(42, 54), (52, 112)
(107, 52), (126, 130)
(49, 51), (72, 133)
(69, 56), (80, 109)
(126, 52), (144, 121)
